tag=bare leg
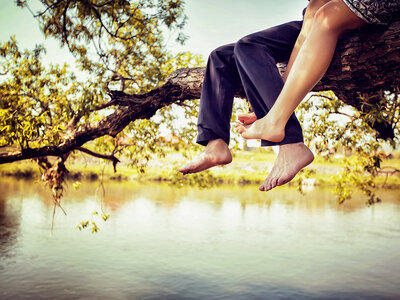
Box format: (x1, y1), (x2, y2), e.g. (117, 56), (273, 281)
(236, 2), (329, 126)
(235, 0), (328, 138)
(283, 0), (331, 81)
(178, 139), (232, 174)
(237, 0), (367, 141)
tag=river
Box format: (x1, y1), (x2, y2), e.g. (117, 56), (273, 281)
(0, 178), (399, 299)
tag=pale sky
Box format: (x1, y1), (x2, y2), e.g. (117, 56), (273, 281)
(0, 0), (308, 66)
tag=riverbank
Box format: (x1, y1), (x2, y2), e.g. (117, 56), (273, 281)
(1, 149), (399, 188)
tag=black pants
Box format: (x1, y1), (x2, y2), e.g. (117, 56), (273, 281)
(196, 20), (304, 147)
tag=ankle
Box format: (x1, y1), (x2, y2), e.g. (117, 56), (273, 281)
(207, 139), (228, 149)
(279, 142), (309, 153)
(205, 139), (232, 163)
(280, 142), (303, 148)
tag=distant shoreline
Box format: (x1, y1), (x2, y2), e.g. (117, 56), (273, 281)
(1, 150), (399, 189)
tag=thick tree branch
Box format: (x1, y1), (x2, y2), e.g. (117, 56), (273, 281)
(1, 18), (399, 165)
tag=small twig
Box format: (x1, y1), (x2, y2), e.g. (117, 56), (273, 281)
(54, 198), (67, 216)
(87, 1), (137, 40)
(175, 101), (191, 108)
(33, 0), (66, 17)
(61, 0), (72, 47)
(76, 146), (120, 172)
(94, 101), (115, 111)
(90, 0), (114, 8)
(50, 202), (56, 237)
(378, 166), (400, 175)
(310, 93), (334, 101)
(331, 111), (355, 120)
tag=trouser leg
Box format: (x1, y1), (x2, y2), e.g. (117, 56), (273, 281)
(196, 43), (240, 146)
(234, 21), (304, 146)
(197, 20), (304, 147)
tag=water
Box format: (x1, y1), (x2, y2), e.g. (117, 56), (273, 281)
(0, 178), (400, 299)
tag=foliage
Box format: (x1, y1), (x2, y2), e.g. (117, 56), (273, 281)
(0, 37), (104, 149)
(17, 0), (188, 91)
(171, 169), (220, 189)
(1, 1), (204, 164)
(76, 211), (110, 233)
(0, 0), (205, 231)
(297, 91), (399, 204)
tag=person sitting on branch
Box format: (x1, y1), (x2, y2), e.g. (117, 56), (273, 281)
(179, 0), (400, 191)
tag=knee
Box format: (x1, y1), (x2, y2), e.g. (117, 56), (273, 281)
(234, 36), (247, 56)
(304, 0), (331, 20)
(312, 6), (336, 31)
(311, 4), (350, 35)
(209, 44), (233, 62)
(234, 35), (264, 57)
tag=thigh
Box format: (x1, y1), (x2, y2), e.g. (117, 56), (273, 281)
(238, 21), (303, 63)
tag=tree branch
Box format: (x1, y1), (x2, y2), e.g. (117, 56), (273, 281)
(1, 18), (399, 165)
(33, 0), (67, 17)
(75, 146), (120, 172)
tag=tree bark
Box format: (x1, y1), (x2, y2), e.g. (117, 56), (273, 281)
(1, 18), (399, 164)
(163, 18), (400, 108)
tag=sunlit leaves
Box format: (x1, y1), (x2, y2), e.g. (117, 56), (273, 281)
(76, 211), (110, 232)
(26, 0), (188, 92)
(0, 37), (103, 150)
(3, 1), (203, 163)
(297, 91), (399, 203)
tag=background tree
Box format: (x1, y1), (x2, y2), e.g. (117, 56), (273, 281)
(0, 0), (205, 207)
(0, 0), (399, 208)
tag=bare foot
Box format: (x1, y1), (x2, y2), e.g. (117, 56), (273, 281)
(238, 112), (257, 125)
(236, 114), (285, 142)
(259, 142), (314, 191)
(179, 139), (232, 174)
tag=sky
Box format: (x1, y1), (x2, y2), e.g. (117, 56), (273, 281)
(0, 0), (308, 65)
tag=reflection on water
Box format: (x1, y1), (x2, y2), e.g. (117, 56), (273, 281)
(0, 178), (400, 299)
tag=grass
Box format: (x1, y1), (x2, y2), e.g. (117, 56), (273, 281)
(1, 148), (399, 188)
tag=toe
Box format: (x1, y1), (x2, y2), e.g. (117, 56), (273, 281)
(277, 172), (293, 186)
(236, 124), (245, 134)
(259, 179), (268, 191)
(180, 169), (190, 175)
(179, 163), (192, 172)
(265, 178), (272, 191)
(238, 115), (247, 123)
(238, 113), (257, 125)
(277, 177), (288, 186)
(270, 178), (278, 189)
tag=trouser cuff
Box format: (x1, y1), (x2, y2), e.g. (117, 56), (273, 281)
(196, 129), (230, 147)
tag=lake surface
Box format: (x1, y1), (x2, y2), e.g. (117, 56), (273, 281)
(0, 178), (400, 299)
